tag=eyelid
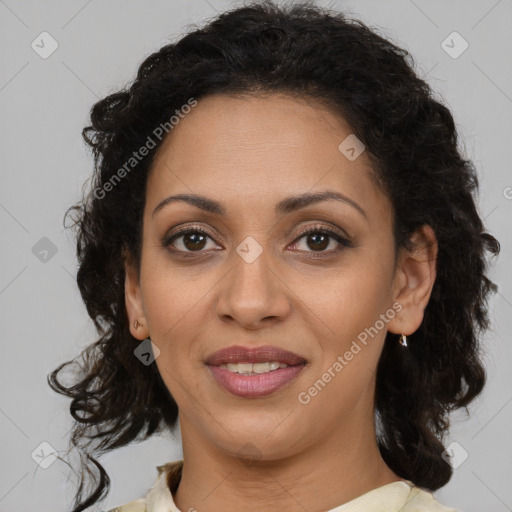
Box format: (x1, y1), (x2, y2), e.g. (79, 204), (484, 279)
(162, 223), (220, 247)
(293, 222), (351, 241)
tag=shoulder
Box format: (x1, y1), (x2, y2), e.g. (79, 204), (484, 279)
(402, 486), (460, 512)
(104, 459), (183, 512)
(104, 497), (146, 512)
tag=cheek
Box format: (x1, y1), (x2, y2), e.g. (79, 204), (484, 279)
(294, 267), (390, 418)
(304, 261), (392, 338)
(140, 249), (211, 335)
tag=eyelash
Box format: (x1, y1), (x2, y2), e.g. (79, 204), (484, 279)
(161, 223), (353, 259)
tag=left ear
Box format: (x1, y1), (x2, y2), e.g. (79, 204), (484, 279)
(387, 224), (438, 336)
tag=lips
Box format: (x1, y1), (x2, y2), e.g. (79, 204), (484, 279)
(205, 345), (307, 367)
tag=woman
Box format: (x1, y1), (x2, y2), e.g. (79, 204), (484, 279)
(48, 2), (500, 511)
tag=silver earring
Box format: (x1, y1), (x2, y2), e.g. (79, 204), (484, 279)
(399, 334), (408, 347)
(134, 320), (140, 329)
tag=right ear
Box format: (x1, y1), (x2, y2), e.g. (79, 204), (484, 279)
(123, 246), (149, 340)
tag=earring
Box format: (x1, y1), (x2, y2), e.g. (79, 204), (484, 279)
(399, 334), (408, 347)
(133, 320), (150, 342)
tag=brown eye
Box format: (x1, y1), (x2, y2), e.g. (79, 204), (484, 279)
(303, 232), (330, 251)
(290, 226), (352, 254)
(182, 232), (207, 251)
(163, 228), (219, 253)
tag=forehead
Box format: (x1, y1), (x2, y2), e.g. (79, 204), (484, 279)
(146, 93), (391, 223)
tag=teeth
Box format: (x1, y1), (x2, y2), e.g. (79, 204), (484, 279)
(219, 361), (288, 374)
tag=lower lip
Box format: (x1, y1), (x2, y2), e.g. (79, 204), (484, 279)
(207, 364), (306, 398)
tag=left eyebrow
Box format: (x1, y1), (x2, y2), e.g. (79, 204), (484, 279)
(152, 190), (368, 220)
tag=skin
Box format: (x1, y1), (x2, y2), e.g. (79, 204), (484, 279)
(124, 93), (438, 512)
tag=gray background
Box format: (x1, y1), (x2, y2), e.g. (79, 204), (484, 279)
(1, 0), (511, 510)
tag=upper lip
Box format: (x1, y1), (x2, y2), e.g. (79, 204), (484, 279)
(205, 345), (307, 366)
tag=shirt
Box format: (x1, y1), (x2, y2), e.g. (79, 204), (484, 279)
(105, 459), (459, 512)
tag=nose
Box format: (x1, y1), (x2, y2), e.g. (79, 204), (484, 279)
(215, 248), (291, 330)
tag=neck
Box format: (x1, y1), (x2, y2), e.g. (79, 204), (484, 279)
(173, 413), (402, 512)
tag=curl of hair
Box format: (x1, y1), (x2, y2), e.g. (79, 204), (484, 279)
(48, 1), (500, 509)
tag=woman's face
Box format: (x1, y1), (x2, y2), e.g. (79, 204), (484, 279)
(125, 93), (429, 462)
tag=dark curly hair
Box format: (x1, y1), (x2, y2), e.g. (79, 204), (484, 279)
(48, 1), (500, 510)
